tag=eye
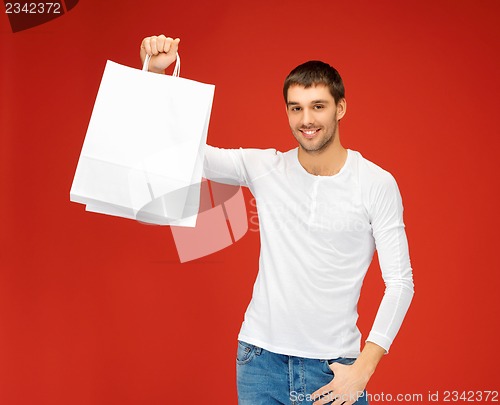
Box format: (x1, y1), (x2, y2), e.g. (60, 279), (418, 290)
(290, 106), (301, 112)
(313, 104), (325, 110)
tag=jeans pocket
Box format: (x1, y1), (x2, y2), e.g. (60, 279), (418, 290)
(322, 357), (356, 374)
(236, 340), (257, 365)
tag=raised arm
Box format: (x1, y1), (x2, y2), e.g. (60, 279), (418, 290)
(138, 35), (256, 187)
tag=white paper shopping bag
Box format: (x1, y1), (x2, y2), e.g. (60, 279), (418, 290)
(70, 54), (215, 226)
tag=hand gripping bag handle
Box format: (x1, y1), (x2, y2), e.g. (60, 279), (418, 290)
(143, 52), (181, 77)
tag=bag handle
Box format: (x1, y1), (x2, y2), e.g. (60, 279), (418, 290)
(142, 52), (181, 77)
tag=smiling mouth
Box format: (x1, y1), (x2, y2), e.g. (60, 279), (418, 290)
(300, 128), (320, 139)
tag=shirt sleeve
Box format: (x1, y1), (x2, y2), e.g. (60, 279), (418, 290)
(203, 145), (251, 186)
(365, 173), (415, 353)
(203, 145), (280, 187)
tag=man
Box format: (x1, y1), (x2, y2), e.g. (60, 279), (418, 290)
(140, 35), (414, 405)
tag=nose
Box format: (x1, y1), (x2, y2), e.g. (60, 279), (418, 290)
(302, 108), (314, 126)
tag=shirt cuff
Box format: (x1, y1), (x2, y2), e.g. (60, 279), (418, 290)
(366, 331), (392, 354)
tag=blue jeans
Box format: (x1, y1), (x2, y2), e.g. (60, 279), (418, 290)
(236, 340), (369, 405)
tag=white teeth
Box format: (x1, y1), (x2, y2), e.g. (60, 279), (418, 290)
(303, 130), (317, 135)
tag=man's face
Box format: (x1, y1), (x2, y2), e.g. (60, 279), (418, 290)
(286, 84), (344, 153)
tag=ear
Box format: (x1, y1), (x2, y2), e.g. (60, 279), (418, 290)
(336, 98), (347, 120)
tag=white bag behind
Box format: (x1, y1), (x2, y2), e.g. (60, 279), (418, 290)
(70, 54), (215, 226)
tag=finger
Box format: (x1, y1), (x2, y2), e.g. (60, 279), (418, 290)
(311, 388), (332, 405)
(156, 34), (166, 53)
(312, 391), (335, 405)
(142, 37), (152, 55)
(312, 384), (331, 399)
(150, 35), (159, 55)
(162, 36), (174, 54)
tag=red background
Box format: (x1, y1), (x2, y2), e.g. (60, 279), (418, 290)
(1, 0), (499, 404)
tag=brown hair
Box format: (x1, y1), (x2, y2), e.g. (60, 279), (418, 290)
(283, 60), (345, 104)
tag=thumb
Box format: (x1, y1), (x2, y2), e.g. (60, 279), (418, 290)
(329, 361), (348, 374)
(169, 37), (180, 56)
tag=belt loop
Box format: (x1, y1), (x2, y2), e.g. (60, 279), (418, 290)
(255, 346), (262, 356)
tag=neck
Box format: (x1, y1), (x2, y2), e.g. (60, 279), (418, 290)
(298, 136), (347, 176)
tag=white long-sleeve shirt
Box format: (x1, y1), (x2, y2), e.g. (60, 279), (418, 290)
(204, 146), (414, 359)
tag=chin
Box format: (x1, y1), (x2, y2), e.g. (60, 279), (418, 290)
(300, 137), (333, 153)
